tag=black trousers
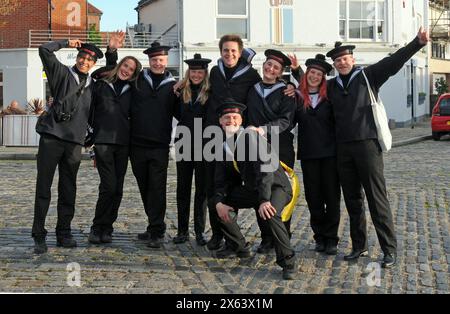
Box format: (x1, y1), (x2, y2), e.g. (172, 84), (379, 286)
(32, 134), (82, 238)
(91, 144), (129, 234)
(256, 209), (292, 241)
(205, 160), (224, 239)
(176, 159), (207, 235)
(130, 145), (169, 238)
(337, 139), (397, 255)
(300, 156), (341, 244)
(220, 185), (295, 268)
(256, 144), (294, 243)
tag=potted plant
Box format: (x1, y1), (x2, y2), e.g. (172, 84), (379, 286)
(435, 78), (448, 96)
(26, 98), (45, 115)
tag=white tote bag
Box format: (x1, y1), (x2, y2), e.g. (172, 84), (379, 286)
(362, 70), (392, 152)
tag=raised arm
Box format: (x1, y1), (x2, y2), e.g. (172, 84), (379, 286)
(105, 31), (125, 66)
(39, 39), (82, 92)
(365, 27), (429, 90)
(288, 53), (304, 83)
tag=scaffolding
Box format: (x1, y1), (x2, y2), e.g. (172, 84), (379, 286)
(430, 0), (450, 39)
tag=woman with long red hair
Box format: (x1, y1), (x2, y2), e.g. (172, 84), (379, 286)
(292, 54), (341, 255)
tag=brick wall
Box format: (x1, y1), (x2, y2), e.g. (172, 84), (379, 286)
(0, 0), (48, 48)
(88, 15), (101, 32)
(51, 0), (88, 33)
(0, 0), (89, 48)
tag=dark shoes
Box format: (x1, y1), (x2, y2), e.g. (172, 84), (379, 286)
(172, 233), (207, 246)
(138, 231), (151, 240)
(88, 231), (102, 244)
(100, 232), (112, 243)
(344, 249), (369, 261)
(315, 238), (338, 255)
(33, 237), (48, 254)
(256, 239), (274, 254)
(325, 241), (338, 255)
(89, 230), (112, 244)
(207, 235), (224, 250)
(139, 231), (164, 241)
(282, 266), (295, 280)
(147, 236), (164, 249)
(282, 256), (296, 280)
(173, 233), (189, 244)
(382, 253), (396, 268)
(215, 243), (251, 259)
(56, 235), (77, 248)
(195, 234), (207, 246)
(315, 241), (326, 252)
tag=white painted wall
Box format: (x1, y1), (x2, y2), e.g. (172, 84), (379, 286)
(139, 0), (178, 34)
(182, 0), (216, 44)
(292, 0), (339, 46)
(0, 50), (43, 109)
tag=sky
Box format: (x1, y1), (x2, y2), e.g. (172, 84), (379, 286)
(89, 0), (139, 31)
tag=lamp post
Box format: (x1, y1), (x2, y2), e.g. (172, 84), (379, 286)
(48, 0), (53, 40)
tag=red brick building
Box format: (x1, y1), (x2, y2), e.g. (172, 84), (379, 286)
(0, 0), (102, 49)
(51, 0), (88, 32)
(88, 3), (103, 32)
(0, 0), (48, 48)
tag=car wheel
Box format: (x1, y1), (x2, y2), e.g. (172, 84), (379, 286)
(432, 132), (441, 141)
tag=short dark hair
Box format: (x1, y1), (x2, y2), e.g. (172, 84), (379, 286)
(219, 34), (243, 52)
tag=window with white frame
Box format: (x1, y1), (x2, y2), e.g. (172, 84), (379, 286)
(270, 7), (294, 44)
(340, 0), (386, 41)
(216, 0), (248, 39)
(432, 42), (447, 59)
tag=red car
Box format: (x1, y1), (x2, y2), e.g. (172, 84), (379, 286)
(431, 93), (450, 141)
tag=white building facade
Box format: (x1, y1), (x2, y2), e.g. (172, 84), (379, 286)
(0, 0), (431, 128)
(0, 47), (180, 108)
(138, 0), (430, 126)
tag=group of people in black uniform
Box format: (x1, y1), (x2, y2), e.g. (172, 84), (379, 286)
(31, 28), (429, 280)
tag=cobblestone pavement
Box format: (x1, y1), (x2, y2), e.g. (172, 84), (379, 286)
(0, 135), (449, 294)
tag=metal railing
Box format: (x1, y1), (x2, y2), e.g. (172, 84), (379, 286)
(29, 30), (179, 48)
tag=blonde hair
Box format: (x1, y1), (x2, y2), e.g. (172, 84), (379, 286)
(181, 69), (210, 105)
(104, 56), (142, 87)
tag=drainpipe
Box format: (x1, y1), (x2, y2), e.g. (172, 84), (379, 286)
(391, 0), (394, 44)
(86, 0), (89, 32)
(177, 0), (184, 78)
(48, 0), (52, 32)
(424, 0), (430, 115)
(48, 0), (52, 40)
(411, 59), (415, 128)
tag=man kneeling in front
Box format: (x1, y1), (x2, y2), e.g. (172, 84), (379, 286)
(211, 99), (296, 280)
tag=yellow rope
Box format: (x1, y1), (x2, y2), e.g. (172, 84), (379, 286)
(232, 160), (300, 222)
